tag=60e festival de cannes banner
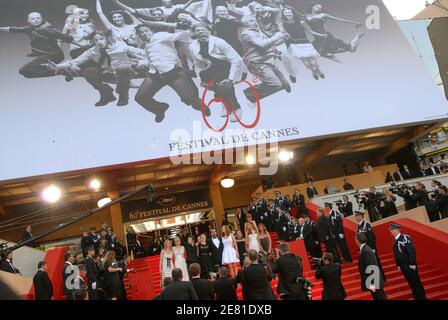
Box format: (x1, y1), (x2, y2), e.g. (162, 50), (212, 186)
(0, 0), (446, 181)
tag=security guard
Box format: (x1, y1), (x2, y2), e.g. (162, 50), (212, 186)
(390, 224), (426, 300)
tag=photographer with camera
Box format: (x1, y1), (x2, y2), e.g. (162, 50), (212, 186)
(315, 252), (346, 300)
(272, 242), (306, 300)
(379, 194), (398, 219)
(409, 182), (440, 222)
(356, 187), (384, 222)
(337, 195), (353, 217)
(390, 184), (417, 211)
(432, 185), (448, 219)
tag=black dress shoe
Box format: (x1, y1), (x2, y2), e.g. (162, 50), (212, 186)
(155, 103), (169, 123)
(117, 99), (128, 106)
(284, 85), (292, 93)
(289, 75), (297, 83)
(95, 95), (116, 107)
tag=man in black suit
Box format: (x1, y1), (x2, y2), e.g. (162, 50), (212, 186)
(315, 252), (346, 300)
(390, 224), (426, 300)
(339, 195), (353, 217)
(394, 185), (418, 211)
(235, 209), (246, 236)
(208, 229), (224, 273)
(316, 209), (340, 263)
(393, 165), (405, 182)
(410, 182), (440, 222)
(272, 242), (305, 300)
(356, 233), (388, 300)
(402, 165), (415, 180)
(85, 246), (100, 300)
(87, 227), (99, 251)
(73, 265), (88, 300)
(301, 215), (317, 258)
(20, 225), (36, 248)
(159, 268), (198, 300)
(0, 250), (20, 274)
(241, 250), (276, 300)
(306, 182), (318, 199)
(213, 266), (237, 300)
(325, 203), (352, 263)
(62, 252), (76, 300)
(33, 261), (53, 300)
(434, 185), (448, 219)
(189, 263), (214, 300)
(426, 162), (441, 176)
(118, 254), (135, 300)
(292, 190), (307, 217)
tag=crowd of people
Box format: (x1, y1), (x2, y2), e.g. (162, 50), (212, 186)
(0, 0), (365, 123)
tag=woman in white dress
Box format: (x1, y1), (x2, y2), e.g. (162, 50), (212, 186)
(246, 223), (261, 253)
(159, 239), (174, 285)
(173, 236), (190, 281)
(244, 213), (258, 236)
(221, 225), (239, 278)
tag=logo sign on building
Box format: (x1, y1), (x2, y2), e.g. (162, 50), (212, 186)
(121, 189), (212, 223)
(0, 0), (446, 182)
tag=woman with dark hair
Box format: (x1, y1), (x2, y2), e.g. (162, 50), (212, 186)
(126, 226), (138, 258)
(306, 3), (364, 59)
(197, 233), (214, 279)
(281, 7), (325, 80)
(96, 0), (140, 46)
(103, 250), (124, 300)
(257, 223), (272, 256)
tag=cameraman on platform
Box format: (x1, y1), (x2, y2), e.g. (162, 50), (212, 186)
(390, 184), (417, 211)
(337, 195), (353, 217)
(357, 187), (384, 222)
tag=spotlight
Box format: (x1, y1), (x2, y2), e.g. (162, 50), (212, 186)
(220, 176), (235, 188)
(246, 155), (256, 165)
(89, 179), (101, 190)
(97, 197), (112, 208)
(42, 185), (61, 203)
(279, 150), (294, 162)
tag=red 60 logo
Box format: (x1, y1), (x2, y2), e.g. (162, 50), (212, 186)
(200, 80), (261, 132)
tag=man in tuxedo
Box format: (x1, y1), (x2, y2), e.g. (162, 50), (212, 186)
(393, 185), (418, 211)
(316, 209), (340, 263)
(325, 203), (352, 263)
(85, 246), (100, 300)
(189, 263), (214, 300)
(306, 182), (319, 199)
(159, 268), (198, 300)
(208, 229), (223, 273)
(118, 254), (135, 300)
(410, 182), (441, 222)
(292, 190), (307, 217)
(356, 233), (388, 300)
(62, 252), (76, 300)
(393, 165), (405, 182)
(402, 165), (415, 180)
(272, 242), (305, 300)
(73, 265), (88, 300)
(339, 195), (353, 217)
(315, 252), (346, 300)
(426, 162), (441, 176)
(241, 250), (276, 300)
(277, 208), (292, 242)
(213, 266), (237, 300)
(20, 225), (36, 248)
(235, 208), (246, 236)
(0, 250), (20, 274)
(390, 224), (426, 300)
(255, 193), (269, 228)
(87, 227), (99, 251)
(289, 218), (301, 240)
(33, 261), (53, 300)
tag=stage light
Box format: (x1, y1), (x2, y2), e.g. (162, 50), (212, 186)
(97, 197), (112, 208)
(279, 150), (294, 162)
(89, 179), (101, 190)
(246, 155), (256, 165)
(220, 176), (234, 188)
(42, 185), (61, 203)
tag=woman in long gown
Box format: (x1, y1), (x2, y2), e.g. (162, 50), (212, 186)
(197, 233), (213, 279)
(306, 3), (364, 58)
(159, 239), (174, 284)
(257, 223), (272, 256)
(173, 236), (190, 281)
(103, 250), (124, 300)
(235, 230), (247, 267)
(221, 225), (239, 278)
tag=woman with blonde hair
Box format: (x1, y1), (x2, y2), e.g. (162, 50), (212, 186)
(221, 225), (239, 278)
(159, 239), (174, 284)
(103, 250), (124, 300)
(257, 223), (272, 256)
(244, 213), (258, 236)
(173, 236), (189, 281)
(246, 223), (260, 253)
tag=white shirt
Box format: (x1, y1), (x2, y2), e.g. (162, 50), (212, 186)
(144, 31), (190, 74)
(395, 233), (401, 240)
(211, 237), (220, 248)
(359, 243), (366, 252)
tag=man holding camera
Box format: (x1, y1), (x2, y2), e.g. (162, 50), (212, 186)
(338, 195), (353, 217)
(325, 203), (352, 263)
(358, 187), (383, 222)
(390, 184), (418, 211)
(315, 252), (346, 300)
(272, 242), (306, 300)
